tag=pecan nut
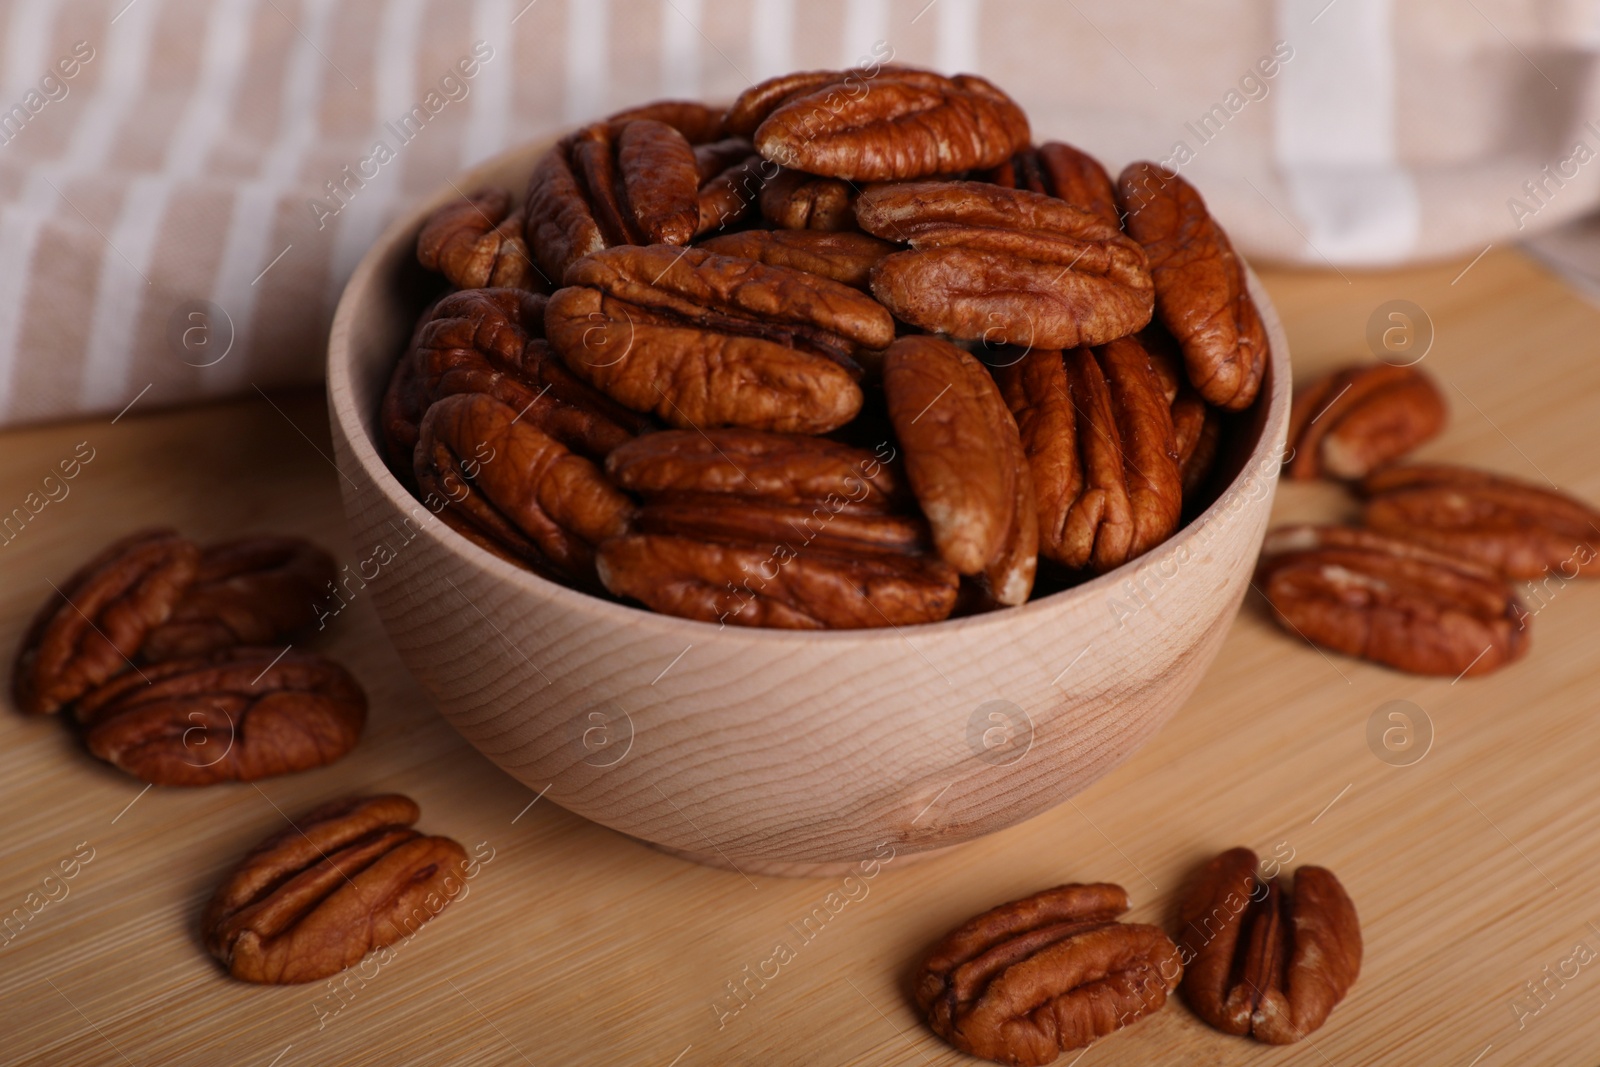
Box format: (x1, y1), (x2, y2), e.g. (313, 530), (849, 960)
(416, 187), (541, 291)
(986, 141), (1120, 227)
(203, 794), (468, 984)
(857, 181), (1154, 350)
(1288, 364), (1446, 480)
(1257, 524), (1529, 676)
(1117, 162), (1267, 412)
(140, 537), (338, 662)
(1360, 463), (1600, 580)
(884, 335), (1037, 604)
(605, 99), (724, 145)
(697, 230), (895, 290)
(733, 67), (1030, 181)
(13, 529), (200, 715)
(75, 647), (366, 786)
(758, 166), (858, 231)
(692, 137), (764, 236)
(915, 882), (1182, 1065)
(546, 245), (891, 433)
(1177, 847), (1361, 1044)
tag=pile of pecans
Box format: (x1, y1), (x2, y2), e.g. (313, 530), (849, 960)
(381, 64), (1270, 629)
(1262, 362), (1600, 676)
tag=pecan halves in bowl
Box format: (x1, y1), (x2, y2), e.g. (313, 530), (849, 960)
(1359, 464), (1600, 580)
(13, 529), (200, 715)
(546, 245), (891, 433)
(74, 648), (366, 786)
(986, 141), (1120, 227)
(1177, 847), (1361, 1044)
(203, 794), (468, 984)
(416, 187), (542, 291)
(884, 335), (1038, 605)
(734, 67), (1030, 181)
(1287, 364), (1446, 480)
(915, 883), (1182, 1065)
(140, 537), (338, 662)
(857, 181), (1154, 351)
(1117, 162), (1267, 412)
(697, 230), (896, 290)
(1257, 524), (1530, 676)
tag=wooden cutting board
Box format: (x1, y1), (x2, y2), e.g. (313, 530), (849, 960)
(2, 247), (1598, 1067)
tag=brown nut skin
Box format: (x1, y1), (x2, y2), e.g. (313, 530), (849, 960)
(857, 181), (1154, 351)
(915, 883), (1183, 1065)
(884, 335), (1038, 606)
(986, 141), (1120, 228)
(605, 99), (724, 146)
(742, 67), (1030, 181)
(1257, 524), (1530, 676)
(13, 529), (200, 715)
(141, 537), (339, 662)
(1177, 847), (1361, 1045)
(758, 167), (859, 231)
(694, 144), (765, 236)
(697, 230), (896, 291)
(1359, 464), (1600, 580)
(1117, 162), (1267, 412)
(202, 795), (469, 984)
(1287, 364), (1446, 480)
(75, 648), (366, 787)
(416, 187), (542, 291)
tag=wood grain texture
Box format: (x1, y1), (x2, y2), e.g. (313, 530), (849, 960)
(3, 251), (1600, 1066)
(324, 141), (1291, 872)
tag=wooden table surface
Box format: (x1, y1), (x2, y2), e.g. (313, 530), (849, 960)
(2, 247), (1598, 1067)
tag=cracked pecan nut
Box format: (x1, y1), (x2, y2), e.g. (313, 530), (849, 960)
(1177, 847), (1361, 1045)
(416, 393), (634, 588)
(731, 67), (1030, 181)
(546, 245), (890, 434)
(1288, 364), (1446, 480)
(416, 187), (541, 291)
(986, 141), (1120, 227)
(697, 230), (895, 290)
(884, 335), (1037, 605)
(75, 647), (366, 786)
(758, 166), (858, 230)
(203, 794), (468, 984)
(1257, 524), (1529, 676)
(13, 529), (200, 715)
(857, 181), (1154, 350)
(140, 537), (338, 662)
(1359, 464), (1600, 580)
(915, 883), (1182, 1065)
(1117, 162), (1267, 412)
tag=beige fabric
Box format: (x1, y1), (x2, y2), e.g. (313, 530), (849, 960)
(0, 0), (1595, 426)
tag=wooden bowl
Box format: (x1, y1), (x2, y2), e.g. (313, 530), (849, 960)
(326, 141), (1291, 876)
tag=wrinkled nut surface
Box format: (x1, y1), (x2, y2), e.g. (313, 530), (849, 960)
(987, 141), (1120, 228)
(13, 529), (200, 715)
(1288, 364), (1446, 480)
(1257, 524), (1529, 676)
(416, 187), (540, 291)
(885, 335), (1037, 605)
(739, 67), (1030, 181)
(693, 138), (765, 236)
(858, 181), (1154, 351)
(758, 167), (859, 231)
(141, 537), (337, 662)
(1118, 162), (1267, 412)
(1360, 464), (1600, 580)
(698, 229), (895, 290)
(75, 648), (366, 786)
(203, 795), (468, 984)
(916, 883), (1182, 1065)
(547, 245), (888, 433)
(1177, 847), (1361, 1045)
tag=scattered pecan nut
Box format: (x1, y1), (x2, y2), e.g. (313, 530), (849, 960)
(1257, 524), (1529, 676)
(1360, 463), (1600, 580)
(202, 794), (468, 984)
(697, 229), (895, 290)
(75, 647), (366, 786)
(986, 141), (1120, 227)
(1288, 364), (1446, 480)
(140, 537), (338, 662)
(758, 166), (858, 231)
(1117, 162), (1267, 412)
(884, 335), (1038, 605)
(416, 187), (541, 291)
(733, 67), (1030, 181)
(1177, 847), (1361, 1044)
(915, 882), (1182, 1065)
(13, 529), (200, 715)
(546, 245), (891, 434)
(857, 181), (1154, 351)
